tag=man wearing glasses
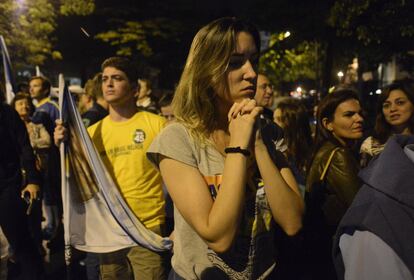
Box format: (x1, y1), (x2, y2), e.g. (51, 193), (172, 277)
(255, 73), (274, 119)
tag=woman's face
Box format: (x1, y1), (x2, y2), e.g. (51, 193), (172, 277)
(220, 31), (258, 105)
(14, 98), (31, 119)
(324, 98), (364, 145)
(382, 89), (414, 130)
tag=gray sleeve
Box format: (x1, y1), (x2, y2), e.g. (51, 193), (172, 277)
(339, 230), (413, 280)
(147, 123), (197, 170)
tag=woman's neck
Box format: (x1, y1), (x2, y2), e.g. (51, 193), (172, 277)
(332, 133), (353, 148)
(392, 124), (411, 135)
(20, 115), (30, 124)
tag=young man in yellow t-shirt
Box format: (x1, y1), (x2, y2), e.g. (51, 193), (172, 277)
(55, 57), (167, 280)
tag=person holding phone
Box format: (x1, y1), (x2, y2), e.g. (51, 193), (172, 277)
(0, 88), (43, 279)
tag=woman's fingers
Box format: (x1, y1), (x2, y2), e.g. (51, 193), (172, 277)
(228, 99), (260, 121)
(231, 99), (249, 118)
(249, 106), (263, 118)
(240, 99), (257, 115)
(228, 102), (240, 121)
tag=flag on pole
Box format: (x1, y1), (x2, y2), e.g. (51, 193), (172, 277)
(58, 79), (171, 266)
(58, 74), (72, 273)
(0, 35), (15, 104)
(35, 65), (43, 77)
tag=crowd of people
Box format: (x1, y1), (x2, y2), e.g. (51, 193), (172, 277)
(1, 17), (414, 280)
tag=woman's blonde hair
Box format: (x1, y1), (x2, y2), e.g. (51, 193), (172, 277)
(172, 17), (260, 142)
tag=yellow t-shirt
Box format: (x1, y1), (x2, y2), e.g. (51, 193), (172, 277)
(87, 111), (166, 228)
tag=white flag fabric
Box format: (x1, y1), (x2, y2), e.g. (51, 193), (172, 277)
(58, 79), (172, 259)
(35, 65), (42, 77)
(0, 35), (15, 104)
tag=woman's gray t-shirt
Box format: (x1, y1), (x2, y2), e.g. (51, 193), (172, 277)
(147, 122), (276, 280)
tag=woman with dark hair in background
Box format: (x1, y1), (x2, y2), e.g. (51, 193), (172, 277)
(305, 89), (364, 279)
(360, 79), (414, 167)
(147, 17), (303, 279)
(274, 98), (313, 196)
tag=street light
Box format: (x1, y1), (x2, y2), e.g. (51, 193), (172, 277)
(284, 31), (291, 38)
(337, 71), (344, 83)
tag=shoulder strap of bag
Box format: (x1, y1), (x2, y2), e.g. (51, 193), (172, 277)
(319, 147), (340, 181)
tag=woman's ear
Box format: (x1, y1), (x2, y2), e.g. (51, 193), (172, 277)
(322, 117), (333, 132)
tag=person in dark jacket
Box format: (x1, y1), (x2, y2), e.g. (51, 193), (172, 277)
(333, 134), (414, 280)
(29, 75), (61, 240)
(0, 91), (43, 279)
(305, 88), (364, 279)
(136, 79), (159, 114)
(80, 73), (109, 128)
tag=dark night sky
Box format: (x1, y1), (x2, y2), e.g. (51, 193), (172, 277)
(47, 0), (332, 88)
(50, 0), (252, 86)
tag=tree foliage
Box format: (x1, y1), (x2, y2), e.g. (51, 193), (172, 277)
(0, 0), (95, 68)
(0, 0), (57, 67)
(260, 32), (321, 87)
(59, 0), (95, 16)
(328, 0), (414, 67)
(95, 18), (182, 58)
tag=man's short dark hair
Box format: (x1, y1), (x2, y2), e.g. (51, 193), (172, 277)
(29, 76), (51, 94)
(101, 57), (139, 89)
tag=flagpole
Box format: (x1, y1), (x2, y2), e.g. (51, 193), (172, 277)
(58, 74), (72, 277)
(0, 35), (15, 104)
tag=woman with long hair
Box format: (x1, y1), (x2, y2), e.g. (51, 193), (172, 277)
(274, 98), (313, 195)
(147, 17), (303, 279)
(360, 79), (414, 167)
(305, 89), (364, 279)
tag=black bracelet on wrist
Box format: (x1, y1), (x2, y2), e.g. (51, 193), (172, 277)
(224, 146), (251, 157)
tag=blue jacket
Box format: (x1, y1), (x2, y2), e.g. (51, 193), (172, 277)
(32, 97), (59, 136)
(333, 135), (414, 279)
